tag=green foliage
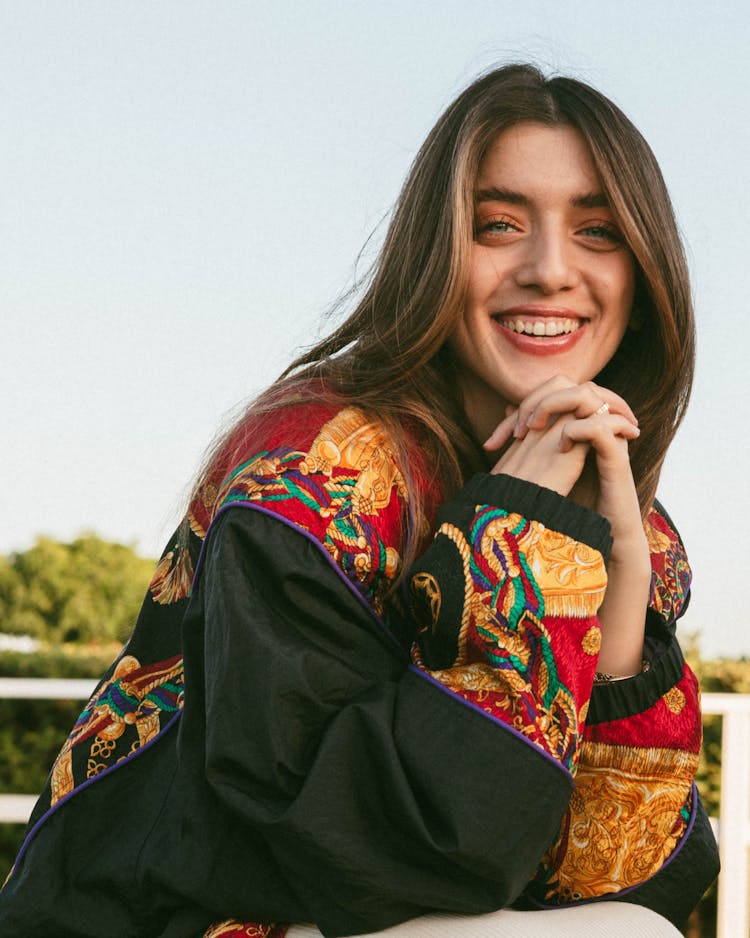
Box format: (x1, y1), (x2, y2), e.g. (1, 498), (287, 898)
(0, 533), (152, 877)
(0, 534), (154, 644)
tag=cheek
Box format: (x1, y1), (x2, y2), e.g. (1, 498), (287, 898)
(614, 257), (637, 315)
(595, 258), (636, 335)
(600, 265), (636, 362)
(466, 248), (504, 303)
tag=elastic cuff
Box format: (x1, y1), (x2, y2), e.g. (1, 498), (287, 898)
(448, 473), (613, 560)
(586, 637), (685, 724)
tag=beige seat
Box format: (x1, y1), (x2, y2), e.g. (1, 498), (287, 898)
(287, 902), (682, 938)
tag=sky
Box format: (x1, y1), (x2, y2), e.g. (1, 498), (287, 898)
(2, 1), (749, 657)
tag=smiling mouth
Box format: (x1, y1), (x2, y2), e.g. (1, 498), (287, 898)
(497, 317), (583, 337)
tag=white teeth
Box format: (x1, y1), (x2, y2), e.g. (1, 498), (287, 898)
(499, 318), (581, 337)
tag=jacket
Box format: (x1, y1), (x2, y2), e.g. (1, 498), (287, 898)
(0, 404), (719, 937)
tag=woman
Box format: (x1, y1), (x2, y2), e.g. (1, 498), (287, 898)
(0, 64), (718, 936)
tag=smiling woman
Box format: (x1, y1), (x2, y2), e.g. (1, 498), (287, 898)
(0, 64), (717, 938)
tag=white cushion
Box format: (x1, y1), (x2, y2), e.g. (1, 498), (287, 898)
(286, 903), (682, 938)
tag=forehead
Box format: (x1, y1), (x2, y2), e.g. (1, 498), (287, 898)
(476, 122), (603, 199)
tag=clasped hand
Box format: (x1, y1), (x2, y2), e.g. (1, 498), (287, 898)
(484, 376), (652, 677)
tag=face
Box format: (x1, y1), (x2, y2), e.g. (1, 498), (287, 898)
(450, 121), (635, 437)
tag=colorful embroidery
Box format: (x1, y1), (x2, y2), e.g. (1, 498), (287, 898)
(412, 508), (607, 771)
(645, 509), (691, 621)
(663, 686), (686, 714)
(209, 409), (406, 614)
(203, 923), (287, 938)
(49, 654), (183, 805)
(516, 522), (608, 619)
(581, 627), (601, 656)
(412, 571), (441, 633)
(149, 515), (198, 605)
(532, 741), (697, 902)
(149, 408), (408, 612)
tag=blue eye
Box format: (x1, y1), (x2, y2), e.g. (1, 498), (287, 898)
(474, 218), (520, 240)
(485, 220), (516, 233)
(580, 224), (623, 243)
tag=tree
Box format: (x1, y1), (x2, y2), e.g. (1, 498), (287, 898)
(0, 534), (155, 645)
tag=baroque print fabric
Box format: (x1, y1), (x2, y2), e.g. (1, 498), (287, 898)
(49, 654), (183, 806)
(149, 407), (406, 615)
(203, 922), (287, 938)
(646, 507), (691, 622)
(409, 484), (610, 774)
(523, 510), (705, 906)
(531, 745), (696, 902)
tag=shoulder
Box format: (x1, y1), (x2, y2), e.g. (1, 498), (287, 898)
(149, 402), (418, 611)
(198, 403), (413, 614)
(207, 403), (409, 521)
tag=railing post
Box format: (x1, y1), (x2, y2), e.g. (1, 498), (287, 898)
(715, 703), (750, 938)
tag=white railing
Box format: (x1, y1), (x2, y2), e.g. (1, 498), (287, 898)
(701, 693), (750, 938)
(1, 681), (748, 937)
(0, 678), (97, 825)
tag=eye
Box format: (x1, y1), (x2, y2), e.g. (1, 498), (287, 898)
(482, 219), (517, 233)
(578, 223), (625, 249)
(474, 215), (522, 243)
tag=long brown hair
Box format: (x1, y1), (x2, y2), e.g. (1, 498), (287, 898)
(195, 64), (695, 572)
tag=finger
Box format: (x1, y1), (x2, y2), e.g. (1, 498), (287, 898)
(528, 385), (637, 429)
(493, 431), (590, 496)
(524, 384), (638, 436)
(586, 382), (638, 425)
(511, 375), (579, 437)
(484, 411), (518, 450)
(558, 414), (641, 454)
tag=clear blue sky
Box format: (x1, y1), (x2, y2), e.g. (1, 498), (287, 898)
(2, 1), (748, 657)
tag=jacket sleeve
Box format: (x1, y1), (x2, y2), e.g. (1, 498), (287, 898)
(407, 472), (613, 777)
(518, 505), (720, 929)
(181, 411), (616, 936)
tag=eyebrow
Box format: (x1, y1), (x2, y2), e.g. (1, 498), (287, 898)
(475, 187), (610, 209)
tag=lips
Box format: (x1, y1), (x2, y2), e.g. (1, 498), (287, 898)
(491, 307), (587, 356)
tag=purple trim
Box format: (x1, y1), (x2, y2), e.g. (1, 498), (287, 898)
(11, 710), (183, 873)
(410, 665), (574, 785)
(194, 500), (403, 653)
(524, 780), (699, 910)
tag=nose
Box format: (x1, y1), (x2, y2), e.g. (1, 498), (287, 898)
(514, 226), (579, 295)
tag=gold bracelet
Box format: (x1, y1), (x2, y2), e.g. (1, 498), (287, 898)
(594, 658), (651, 685)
